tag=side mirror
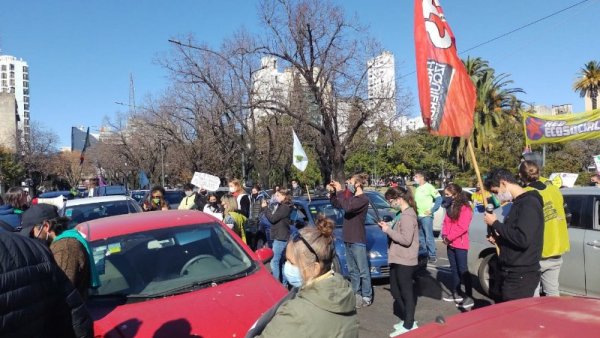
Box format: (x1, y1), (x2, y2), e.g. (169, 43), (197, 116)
(255, 248), (274, 264)
(382, 215), (393, 222)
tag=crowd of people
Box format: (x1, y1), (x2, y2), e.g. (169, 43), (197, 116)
(0, 159), (572, 337)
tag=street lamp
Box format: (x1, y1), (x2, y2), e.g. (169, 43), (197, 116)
(160, 140), (165, 187)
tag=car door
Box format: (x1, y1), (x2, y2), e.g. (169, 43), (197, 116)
(561, 194), (592, 296)
(585, 198), (600, 297)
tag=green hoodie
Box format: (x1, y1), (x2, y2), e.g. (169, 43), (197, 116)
(258, 272), (358, 338)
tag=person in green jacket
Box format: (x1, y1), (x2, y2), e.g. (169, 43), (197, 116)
(251, 215), (359, 338)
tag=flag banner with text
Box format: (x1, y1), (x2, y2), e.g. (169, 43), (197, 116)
(523, 109), (600, 145)
(414, 0), (476, 137)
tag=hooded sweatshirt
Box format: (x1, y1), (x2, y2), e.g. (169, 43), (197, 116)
(0, 205), (22, 231)
(257, 272), (359, 338)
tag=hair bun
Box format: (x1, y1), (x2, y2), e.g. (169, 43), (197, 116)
(315, 215), (335, 239)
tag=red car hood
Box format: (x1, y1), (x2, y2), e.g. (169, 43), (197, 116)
(92, 268), (286, 338)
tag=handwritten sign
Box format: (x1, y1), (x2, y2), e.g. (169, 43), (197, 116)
(191, 172), (221, 191)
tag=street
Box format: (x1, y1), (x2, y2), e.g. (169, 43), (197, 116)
(357, 239), (493, 337)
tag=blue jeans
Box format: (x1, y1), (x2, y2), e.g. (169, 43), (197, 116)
(418, 216), (436, 258)
(447, 246), (472, 296)
(345, 242), (372, 299)
(271, 240), (287, 284)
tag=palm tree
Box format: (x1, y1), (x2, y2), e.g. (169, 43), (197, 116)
(573, 60), (600, 110)
(444, 57), (524, 167)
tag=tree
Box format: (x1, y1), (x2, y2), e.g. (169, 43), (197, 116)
(20, 122), (60, 192)
(573, 60), (600, 110)
(0, 146), (25, 189)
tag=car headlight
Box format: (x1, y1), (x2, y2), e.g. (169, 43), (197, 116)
(369, 251), (383, 259)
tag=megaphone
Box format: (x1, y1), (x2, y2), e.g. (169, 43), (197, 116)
(33, 195), (67, 214)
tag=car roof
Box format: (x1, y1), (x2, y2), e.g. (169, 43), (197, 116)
(77, 210), (219, 241)
(407, 296), (600, 336)
(66, 196), (135, 207)
(561, 186), (600, 194)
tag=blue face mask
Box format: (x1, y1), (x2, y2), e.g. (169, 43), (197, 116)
(283, 261), (303, 288)
(347, 183), (356, 195)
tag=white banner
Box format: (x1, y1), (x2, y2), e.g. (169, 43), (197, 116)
(548, 173), (579, 188)
(191, 172), (221, 191)
(594, 154), (600, 173)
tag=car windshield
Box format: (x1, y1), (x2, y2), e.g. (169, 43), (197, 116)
(88, 223), (254, 299)
(368, 192), (390, 209)
(65, 201), (140, 228)
(297, 201), (379, 227)
(130, 191), (147, 203)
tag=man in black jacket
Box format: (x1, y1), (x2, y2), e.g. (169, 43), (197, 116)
(0, 232), (93, 337)
(483, 169), (544, 302)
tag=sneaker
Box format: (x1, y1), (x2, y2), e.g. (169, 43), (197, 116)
(428, 257), (438, 264)
(389, 322), (418, 337)
(442, 292), (464, 303)
(355, 294), (364, 309)
(362, 297), (372, 307)
(394, 321), (418, 330)
(457, 297), (474, 309)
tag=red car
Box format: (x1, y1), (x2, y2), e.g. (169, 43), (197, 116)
(403, 296), (600, 338)
(78, 210), (287, 337)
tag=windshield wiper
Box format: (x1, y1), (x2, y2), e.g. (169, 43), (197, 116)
(144, 269), (254, 298)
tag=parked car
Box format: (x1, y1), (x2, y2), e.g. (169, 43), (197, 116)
(403, 296), (600, 337)
(94, 185), (128, 197)
(292, 196), (389, 279)
(79, 210), (287, 337)
(129, 189), (149, 204)
(364, 190), (396, 221)
(64, 196), (143, 228)
(37, 190), (76, 200)
(468, 186), (600, 298)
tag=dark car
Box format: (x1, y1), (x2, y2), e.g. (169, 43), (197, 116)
(292, 196), (389, 279)
(94, 185), (127, 197)
(364, 190), (396, 221)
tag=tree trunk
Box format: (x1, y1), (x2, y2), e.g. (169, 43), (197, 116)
(592, 90), (598, 110)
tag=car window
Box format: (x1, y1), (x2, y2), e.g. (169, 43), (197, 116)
(368, 192), (390, 209)
(564, 195), (594, 230)
(291, 206), (308, 223)
(65, 200), (141, 228)
(89, 223), (254, 299)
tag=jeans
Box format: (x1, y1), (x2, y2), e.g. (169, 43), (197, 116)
(345, 242), (373, 299)
(447, 246), (472, 297)
(500, 269), (541, 302)
(418, 216), (436, 258)
(535, 256), (562, 297)
(271, 240), (287, 284)
(390, 264), (417, 330)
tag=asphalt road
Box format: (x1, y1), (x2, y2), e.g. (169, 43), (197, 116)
(357, 239), (493, 338)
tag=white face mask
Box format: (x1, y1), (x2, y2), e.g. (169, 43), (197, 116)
(283, 261), (303, 288)
(497, 189), (513, 202)
(185, 191), (193, 197)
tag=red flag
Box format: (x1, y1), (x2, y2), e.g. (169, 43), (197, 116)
(414, 0), (476, 137)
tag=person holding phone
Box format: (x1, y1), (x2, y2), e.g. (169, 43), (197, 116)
(379, 187), (419, 336)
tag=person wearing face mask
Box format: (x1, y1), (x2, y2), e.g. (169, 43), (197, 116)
(247, 185), (266, 250)
(178, 183), (200, 210)
(413, 171), (442, 264)
(261, 189), (292, 285)
(229, 178), (250, 217)
(329, 173), (372, 308)
(440, 184), (474, 308)
(20, 204), (100, 300)
(0, 187), (29, 231)
(203, 193), (224, 220)
(248, 216), (358, 338)
(519, 161), (569, 297)
(143, 186), (170, 211)
(379, 187), (419, 336)
(483, 169), (544, 302)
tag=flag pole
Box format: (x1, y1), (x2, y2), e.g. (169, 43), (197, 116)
(306, 184), (311, 202)
(467, 138), (484, 191)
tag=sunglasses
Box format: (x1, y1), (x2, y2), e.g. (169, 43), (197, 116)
(152, 195), (162, 198)
(291, 231), (320, 263)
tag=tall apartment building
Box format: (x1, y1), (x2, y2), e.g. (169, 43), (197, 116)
(367, 51), (396, 116)
(0, 92), (18, 152)
(533, 104), (573, 116)
(0, 55), (30, 141)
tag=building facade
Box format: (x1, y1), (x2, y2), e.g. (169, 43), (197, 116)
(533, 104), (573, 116)
(367, 51), (396, 116)
(0, 92), (18, 152)
(0, 55), (30, 142)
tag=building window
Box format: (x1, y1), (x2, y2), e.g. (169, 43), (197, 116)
(9, 64), (14, 71)
(24, 104), (29, 110)
(1, 73), (5, 79)
(23, 89), (29, 95)
(23, 66), (28, 73)
(10, 79), (15, 86)
(10, 87), (15, 93)
(1, 80), (6, 86)
(23, 81), (28, 88)
(10, 71), (14, 78)
(1, 65), (6, 71)
(23, 73), (29, 80)
(24, 96), (29, 103)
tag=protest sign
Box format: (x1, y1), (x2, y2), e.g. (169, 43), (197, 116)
(523, 109), (600, 145)
(548, 173), (579, 188)
(191, 172), (221, 191)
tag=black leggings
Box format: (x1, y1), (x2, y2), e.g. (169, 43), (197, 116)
(390, 263), (417, 330)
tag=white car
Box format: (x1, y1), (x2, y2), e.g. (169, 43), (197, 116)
(432, 188), (474, 233)
(64, 196), (143, 228)
(468, 187), (600, 298)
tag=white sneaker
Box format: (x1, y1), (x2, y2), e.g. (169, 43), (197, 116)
(394, 321), (418, 330)
(355, 294), (363, 309)
(389, 322), (418, 336)
(362, 297), (372, 307)
(442, 293), (463, 303)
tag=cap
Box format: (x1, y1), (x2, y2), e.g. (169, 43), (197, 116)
(20, 204), (59, 237)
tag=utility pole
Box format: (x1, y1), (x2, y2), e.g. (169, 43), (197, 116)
(160, 140), (165, 187)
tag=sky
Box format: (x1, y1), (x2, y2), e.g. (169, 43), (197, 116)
(1, 0), (599, 147)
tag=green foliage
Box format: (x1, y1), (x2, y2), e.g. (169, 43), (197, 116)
(0, 148), (25, 187)
(290, 146), (322, 187)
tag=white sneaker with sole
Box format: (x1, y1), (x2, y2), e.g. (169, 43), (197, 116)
(389, 322), (418, 337)
(394, 321), (418, 330)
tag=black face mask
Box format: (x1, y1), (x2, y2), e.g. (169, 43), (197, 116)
(252, 193), (258, 199)
(210, 201), (218, 207)
(441, 196), (453, 209)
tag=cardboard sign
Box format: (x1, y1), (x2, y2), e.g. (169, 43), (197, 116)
(594, 154), (600, 174)
(191, 172), (221, 191)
